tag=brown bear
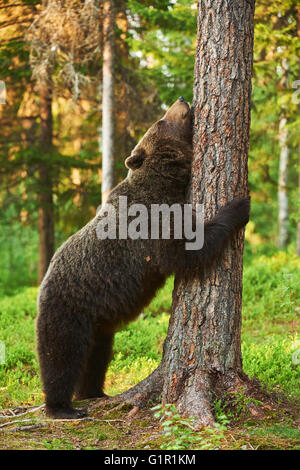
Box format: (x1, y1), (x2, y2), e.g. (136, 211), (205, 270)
(37, 97), (250, 419)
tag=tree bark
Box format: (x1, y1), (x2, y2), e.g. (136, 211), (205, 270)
(161, 0), (255, 425)
(101, 0), (115, 204)
(37, 79), (54, 284)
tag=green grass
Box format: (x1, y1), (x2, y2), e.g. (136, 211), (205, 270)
(0, 288), (40, 407)
(241, 250), (300, 400)
(242, 250), (300, 339)
(248, 424), (300, 440)
(0, 249), (299, 413)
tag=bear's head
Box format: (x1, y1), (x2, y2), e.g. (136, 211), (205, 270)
(125, 97), (192, 183)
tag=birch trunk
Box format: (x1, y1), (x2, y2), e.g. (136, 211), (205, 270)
(101, 0), (115, 204)
(277, 58), (289, 249)
(278, 116), (289, 249)
(37, 79), (54, 284)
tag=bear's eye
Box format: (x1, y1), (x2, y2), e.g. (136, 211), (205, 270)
(158, 120), (167, 125)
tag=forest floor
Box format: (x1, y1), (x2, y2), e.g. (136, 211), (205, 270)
(0, 394), (299, 450)
(0, 248), (299, 450)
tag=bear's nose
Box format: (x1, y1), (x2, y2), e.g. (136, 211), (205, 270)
(178, 96), (185, 103)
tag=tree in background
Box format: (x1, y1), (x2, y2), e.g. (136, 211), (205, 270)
(296, 5), (300, 256)
(101, 0), (115, 203)
(127, 0), (196, 105)
(0, 0), (40, 290)
(1, 0), (299, 291)
(0, 0), (171, 289)
(277, 59), (289, 249)
(27, 0), (103, 281)
(33, 0), (54, 283)
(37, 71), (55, 283)
(251, 1), (300, 249)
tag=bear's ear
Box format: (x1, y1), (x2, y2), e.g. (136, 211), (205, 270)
(125, 149), (146, 170)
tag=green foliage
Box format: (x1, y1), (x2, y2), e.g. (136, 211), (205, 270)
(0, 249), (299, 449)
(250, 0), (300, 244)
(241, 250), (300, 400)
(0, 215), (39, 295)
(105, 311), (169, 395)
(216, 393), (264, 421)
(243, 337), (300, 400)
(0, 287), (40, 407)
(247, 423), (300, 441)
(43, 438), (74, 450)
(0, 249), (298, 415)
(242, 250), (300, 329)
(152, 403), (228, 450)
(128, 0), (196, 105)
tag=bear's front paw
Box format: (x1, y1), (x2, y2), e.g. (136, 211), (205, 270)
(229, 197), (250, 227)
(219, 197), (250, 229)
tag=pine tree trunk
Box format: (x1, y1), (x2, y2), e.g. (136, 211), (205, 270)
(161, 0), (255, 425)
(101, 0), (115, 204)
(37, 80), (54, 284)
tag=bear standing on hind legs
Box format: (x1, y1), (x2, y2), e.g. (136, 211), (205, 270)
(37, 98), (250, 419)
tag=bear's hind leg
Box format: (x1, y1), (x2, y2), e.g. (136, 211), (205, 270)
(37, 312), (92, 419)
(74, 330), (114, 400)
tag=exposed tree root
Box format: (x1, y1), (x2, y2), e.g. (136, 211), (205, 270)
(90, 365), (285, 427)
(211, 369), (281, 420)
(90, 365), (164, 418)
(164, 370), (217, 427)
(170, 369), (279, 426)
(214, 370), (271, 401)
(127, 405), (140, 419)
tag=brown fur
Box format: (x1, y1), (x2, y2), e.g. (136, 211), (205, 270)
(37, 98), (250, 418)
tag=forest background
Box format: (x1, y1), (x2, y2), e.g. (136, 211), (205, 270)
(0, 0), (299, 451)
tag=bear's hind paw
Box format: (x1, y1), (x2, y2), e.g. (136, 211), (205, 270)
(46, 405), (88, 419)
